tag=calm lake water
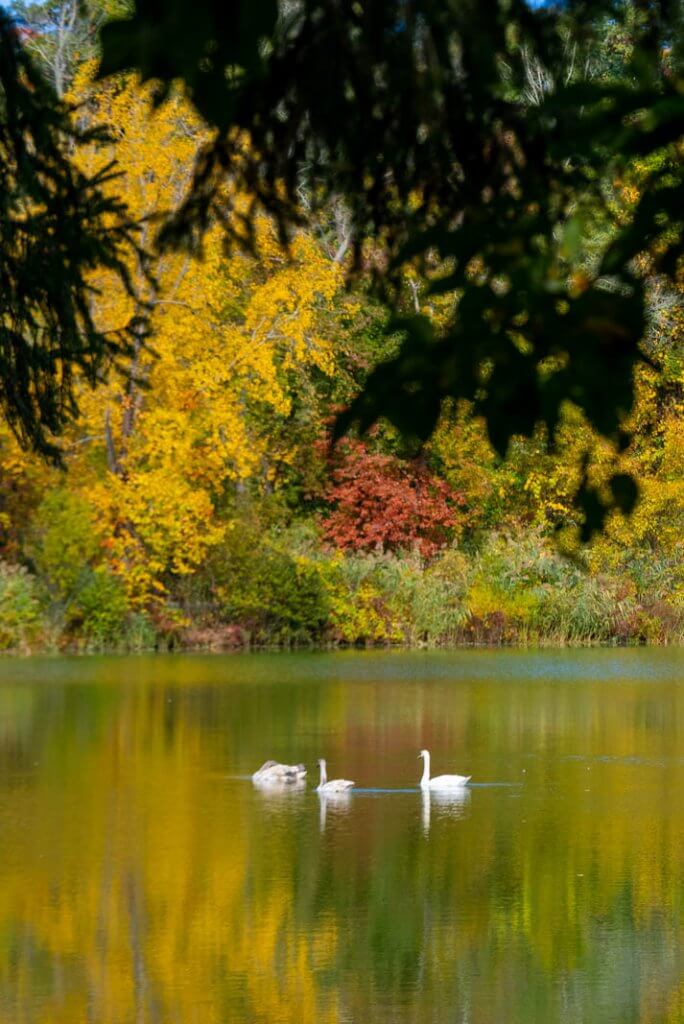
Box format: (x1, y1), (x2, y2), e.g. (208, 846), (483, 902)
(0, 649), (683, 1023)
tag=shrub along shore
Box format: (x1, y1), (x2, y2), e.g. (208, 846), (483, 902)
(2, 527), (682, 653)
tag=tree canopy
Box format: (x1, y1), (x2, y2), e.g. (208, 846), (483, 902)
(1, 0), (683, 532)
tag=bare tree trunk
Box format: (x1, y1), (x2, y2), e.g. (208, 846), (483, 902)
(104, 407), (122, 476)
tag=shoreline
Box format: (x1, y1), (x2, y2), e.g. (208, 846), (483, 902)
(2, 635), (683, 657)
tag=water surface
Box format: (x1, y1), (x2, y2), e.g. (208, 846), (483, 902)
(0, 649), (682, 1023)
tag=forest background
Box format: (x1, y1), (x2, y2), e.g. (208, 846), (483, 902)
(0, 0), (682, 652)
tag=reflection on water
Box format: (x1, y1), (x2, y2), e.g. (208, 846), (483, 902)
(0, 649), (683, 1024)
(253, 776), (308, 796)
(318, 790), (353, 833)
(421, 786), (471, 834)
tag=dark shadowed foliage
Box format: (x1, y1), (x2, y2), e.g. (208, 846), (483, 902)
(0, 10), (141, 460)
(96, 0), (683, 536)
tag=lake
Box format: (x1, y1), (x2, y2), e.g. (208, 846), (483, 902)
(0, 649), (682, 1023)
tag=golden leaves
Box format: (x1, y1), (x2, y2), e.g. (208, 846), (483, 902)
(58, 72), (342, 606)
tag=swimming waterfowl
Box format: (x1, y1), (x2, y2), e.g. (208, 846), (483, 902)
(252, 760), (306, 784)
(316, 758), (354, 793)
(418, 749), (470, 790)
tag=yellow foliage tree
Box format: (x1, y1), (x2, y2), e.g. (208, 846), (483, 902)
(62, 71), (341, 607)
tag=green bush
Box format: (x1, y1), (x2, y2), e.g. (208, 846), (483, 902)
(365, 550), (468, 644)
(25, 488), (153, 649)
(529, 578), (628, 643)
(297, 546), (467, 646)
(211, 524), (330, 642)
(320, 552), (400, 643)
(461, 531), (635, 644)
(122, 612), (160, 652)
(29, 489), (101, 601)
(71, 566), (130, 649)
(0, 561), (44, 651)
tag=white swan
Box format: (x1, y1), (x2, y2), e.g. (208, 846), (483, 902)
(252, 760), (306, 784)
(418, 749), (470, 790)
(316, 758), (354, 793)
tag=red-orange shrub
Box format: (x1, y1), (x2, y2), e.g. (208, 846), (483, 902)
(322, 442), (464, 557)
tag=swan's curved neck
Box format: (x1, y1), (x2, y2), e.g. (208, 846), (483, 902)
(420, 752), (430, 786)
(319, 760), (327, 786)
